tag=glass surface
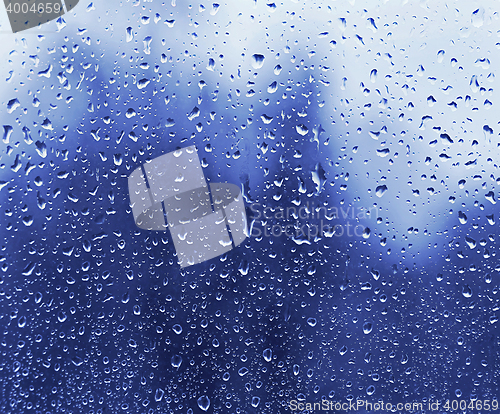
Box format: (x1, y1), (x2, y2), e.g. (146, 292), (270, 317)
(1, 1), (499, 413)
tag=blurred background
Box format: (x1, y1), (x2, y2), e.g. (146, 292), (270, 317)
(0, 0), (499, 412)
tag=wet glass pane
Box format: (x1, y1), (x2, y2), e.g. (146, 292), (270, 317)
(1, 1), (499, 413)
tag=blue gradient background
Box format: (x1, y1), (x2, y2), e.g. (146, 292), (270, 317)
(0, 1), (499, 413)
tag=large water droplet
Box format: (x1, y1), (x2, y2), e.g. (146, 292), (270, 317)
(155, 389), (164, 402)
(251, 397), (260, 407)
(251, 54), (265, 69)
(188, 106), (200, 121)
(296, 124), (308, 136)
(362, 227), (371, 239)
(7, 98), (20, 114)
(458, 211), (467, 224)
(471, 8), (484, 27)
(197, 395), (210, 411)
(18, 316), (26, 328)
(462, 285), (472, 298)
(171, 354), (183, 369)
(126, 26), (134, 42)
(375, 185), (388, 197)
(71, 356), (83, 366)
(267, 81), (278, 93)
(307, 317), (317, 327)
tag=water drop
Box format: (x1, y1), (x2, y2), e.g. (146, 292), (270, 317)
(2, 125), (13, 144)
(155, 389), (164, 402)
(18, 316), (26, 328)
(251, 397), (260, 407)
(126, 27), (133, 42)
(210, 3), (220, 15)
(57, 311), (67, 323)
(251, 54), (265, 69)
(296, 124), (308, 136)
(375, 185), (387, 197)
(471, 8), (484, 28)
(188, 106), (200, 121)
(171, 354), (182, 369)
(7, 98), (20, 114)
(71, 356), (83, 366)
(197, 396), (210, 412)
(125, 108), (136, 118)
(137, 78), (150, 89)
(458, 211), (467, 224)
(462, 285), (472, 298)
(261, 114), (273, 124)
(267, 81), (278, 93)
